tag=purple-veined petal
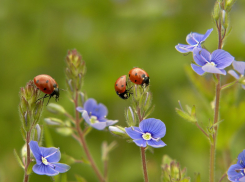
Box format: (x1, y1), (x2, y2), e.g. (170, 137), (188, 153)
(139, 118), (166, 138)
(228, 70), (240, 79)
(133, 139), (147, 147)
(92, 103), (108, 118)
(191, 64), (205, 75)
(39, 147), (60, 163)
(147, 139), (166, 148)
(106, 120), (118, 126)
(233, 60), (245, 75)
(32, 164), (59, 176)
(197, 48), (211, 63)
(175, 44), (196, 53)
(76, 107), (84, 113)
(90, 122), (107, 130)
(82, 110), (91, 125)
(29, 141), (42, 165)
(83, 98), (97, 115)
(186, 32), (198, 45)
(238, 150), (245, 167)
(193, 48), (208, 66)
(51, 163), (71, 173)
(201, 28), (213, 42)
(211, 49), (234, 69)
(240, 176), (245, 182)
(125, 127), (143, 140)
(202, 64), (226, 75)
(227, 164), (245, 182)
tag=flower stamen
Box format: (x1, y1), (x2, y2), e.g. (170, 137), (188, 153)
(142, 133), (152, 141)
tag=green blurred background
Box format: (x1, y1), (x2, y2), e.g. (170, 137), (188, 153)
(1, 0), (245, 181)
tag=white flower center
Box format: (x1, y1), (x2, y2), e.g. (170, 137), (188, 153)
(42, 157), (48, 165)
(142, 133), (152, 140)
(90, 116), (98, 124)
(206, 62), (216, 67)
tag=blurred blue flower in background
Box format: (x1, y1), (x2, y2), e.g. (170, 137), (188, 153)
(191, 48), (234, 75)
(29, 141), (70, 176)
(227, 150), (245, 182)
(228, 60), (245, 89)
(77, 98), (118, 130)
(175, 28), (213, 53)
(125, 118), (166, 148)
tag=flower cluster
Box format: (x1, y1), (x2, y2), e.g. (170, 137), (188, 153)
(175, 29), (234, 76)
(77, 98), (118, 130)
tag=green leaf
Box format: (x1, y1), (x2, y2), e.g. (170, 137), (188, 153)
(185, 105), (192, 114)
(75, 175), (87, 182)
(194, 173), (201, 182)
(175, 108), (197, 122)
(27, 161), (35, 175)
(14, 149), (24, 169)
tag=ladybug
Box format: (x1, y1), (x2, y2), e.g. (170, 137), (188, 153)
(128, 68), (150, 87)
(34, 74), (59, 105)
(115, 75), (131, 99)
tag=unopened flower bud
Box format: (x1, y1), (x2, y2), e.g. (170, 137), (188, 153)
(47, 103), (66, 115)
(222, 10), (229, 29)
(35, 124), (41, 143)
(212, 1), (221, 21)
(109, 126), (130, 138)
(126, 106), (136, 126)
(44, 118), (64, 125)
(225, 0), (237, 12)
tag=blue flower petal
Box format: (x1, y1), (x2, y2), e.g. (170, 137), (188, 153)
(91, 122), (107, 130)
(29, 141), (42, 165)
(227, 164), (245, 181)
(202, 64), (226, 75)
(201, 28), (213, 42)
(39, 147), (60, 163)
(175, 44), (195, 53)
(211, 49), (234, 69)
(139, 118), (166, 138)
(92, 103), (108, 118)
(228, 70), (240, 79)
(106, 120), (118, 126)
(147, 139), (166, 148)
(233, 60), (245, 75)
(193, 48), (208, 66)
(51, 163), (71, 173)
(133, 139), (147, 147)
(186, 32), (198, 45)
(82, 110), (92, 125)
(191, 64), (205, 75)
(84, 98), (97, 115)
(76, 107), (84, 113)
(33, 164), (59, 176)
(238, 150), (245, 167)
(125, 127), (143, 140)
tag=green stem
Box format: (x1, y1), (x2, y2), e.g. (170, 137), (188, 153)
(140, 147), (148, 182)
(74, 91), (105, 182)
(23, 131), (31, 182)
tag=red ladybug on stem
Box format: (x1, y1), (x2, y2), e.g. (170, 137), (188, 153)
(128, 68), (150, 87)
(115, 75), (131, 99)
(34, 74), (60, 105)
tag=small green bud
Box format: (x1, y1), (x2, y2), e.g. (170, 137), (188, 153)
(175, 108), (197, 123)
(22, 111), (32, 131)
(143, 92), (152, 112)
(225, 0), (237, 12)
(20, 96), (29, 113)
(35, 124), (41, 143)
(21, 144), (27, 158)
(47, 103), (66, 115)
(33, 100), (43, 123)
(44, 117), (64, 125)
(222, 10), (229, 29)
(212, 2), (221, 21)
(56, 121), (73, 136)
(126, 107), (136, 126)
(109, 126), (130, 139)
(132, 85), (142, 102)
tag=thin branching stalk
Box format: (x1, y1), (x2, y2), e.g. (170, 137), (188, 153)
(23, 131), (31, 182)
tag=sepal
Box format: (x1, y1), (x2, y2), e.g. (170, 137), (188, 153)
(109, 126), (130, 139)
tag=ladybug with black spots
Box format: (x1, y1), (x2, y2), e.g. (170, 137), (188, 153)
(34, 74), (60, 105)
(115, 75), (131, 99)
(128, 68), (150, 87)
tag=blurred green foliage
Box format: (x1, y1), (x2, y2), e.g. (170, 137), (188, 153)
(0, 0), (245, 181)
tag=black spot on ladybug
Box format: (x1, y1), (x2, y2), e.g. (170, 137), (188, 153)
(121, 85), (124, 87)
(53, 84), (57, 88)
(135, 73), (137, 76)
(116, 84), (118, 86)
(36, 80), (39, 83)
(43, 88), (47, 90)
(135, 80), (137, 82)
(46, 80), (49, 83)
(129, 74), (131, 77)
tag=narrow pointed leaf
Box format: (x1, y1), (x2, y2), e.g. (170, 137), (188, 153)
(175, 108), (197, 122)
(14, 149), (24, 169)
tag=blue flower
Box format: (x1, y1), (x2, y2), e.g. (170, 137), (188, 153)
(228, 60), (245, 89)
(175, 28), (213, 53)
(76, 98), (118, 130)
(191, 48), (234, 75)
(227, 150), (245, 181)
(125, 118), (166, 148)
(29, 141), (70, 176)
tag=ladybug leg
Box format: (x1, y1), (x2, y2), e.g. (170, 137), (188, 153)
(36, 94), (48, 103)
(46, 95), (52, 106)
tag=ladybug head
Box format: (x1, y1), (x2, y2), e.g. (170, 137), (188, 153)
(51, 88), (60, 102)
